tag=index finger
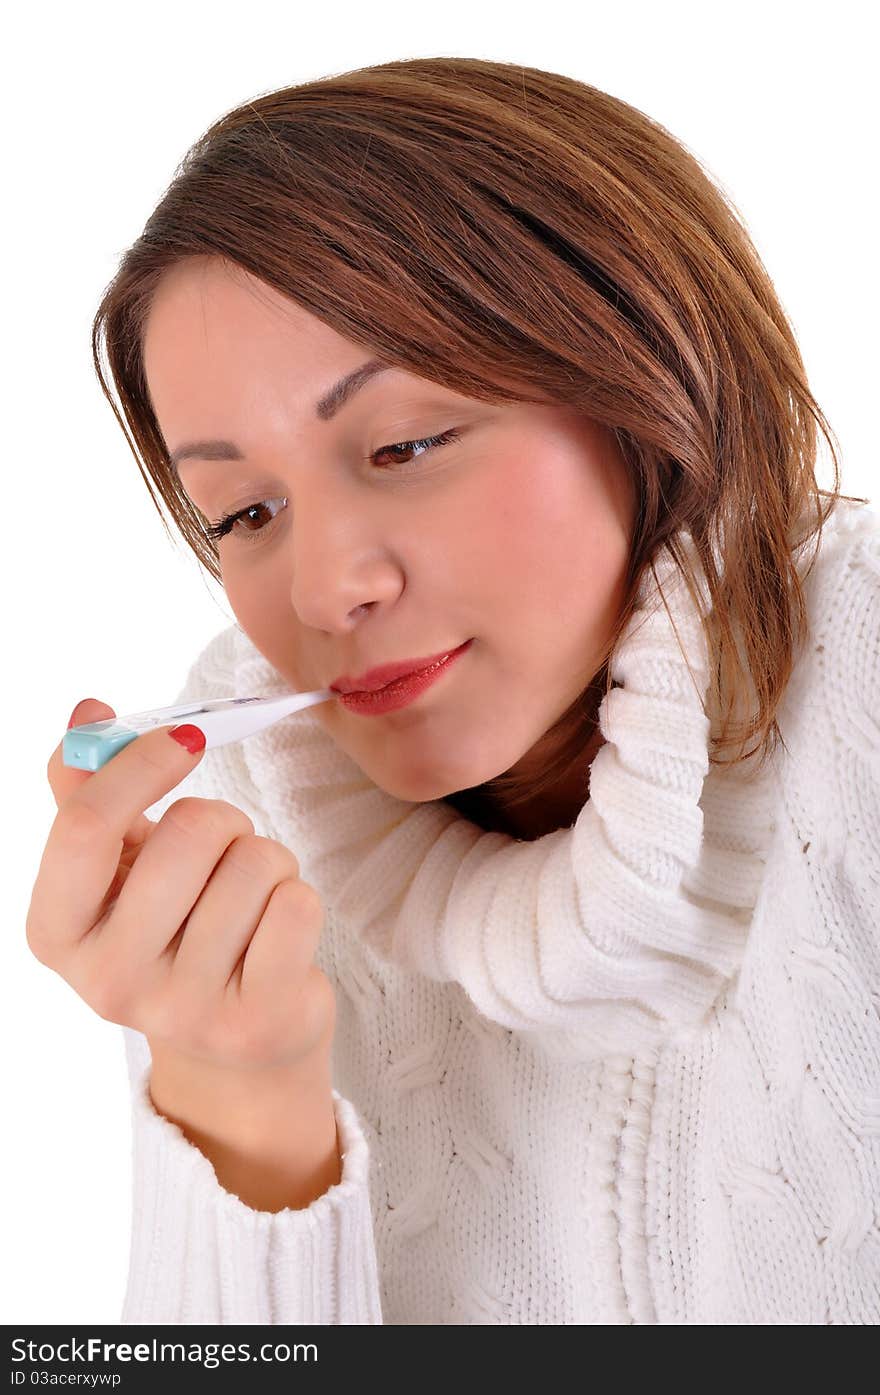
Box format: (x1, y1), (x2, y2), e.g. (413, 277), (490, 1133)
(32, 723), (205, 942)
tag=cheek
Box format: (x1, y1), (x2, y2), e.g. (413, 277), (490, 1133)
(223, 573), (264, 632)
(222, 571), (302, 668)
(462, 450), (619, 614)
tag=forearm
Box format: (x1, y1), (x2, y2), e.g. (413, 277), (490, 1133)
(147, 1043), (341, 1213)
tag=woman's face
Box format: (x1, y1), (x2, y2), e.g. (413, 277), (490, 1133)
(143, 256), (637, 806)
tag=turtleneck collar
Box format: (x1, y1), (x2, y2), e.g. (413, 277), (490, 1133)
(222, 501), (866, 1049)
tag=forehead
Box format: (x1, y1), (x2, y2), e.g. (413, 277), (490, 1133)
(144, 257), (350, 364)
(141, 258), (381, 439)
(140, 257), (550, 441)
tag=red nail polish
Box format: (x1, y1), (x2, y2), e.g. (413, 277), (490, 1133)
(168, 724), (206, 754)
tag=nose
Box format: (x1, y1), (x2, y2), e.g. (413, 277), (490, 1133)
(287, 478), (403, 633)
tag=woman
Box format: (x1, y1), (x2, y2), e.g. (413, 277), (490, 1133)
(32, 56), (878, 1323)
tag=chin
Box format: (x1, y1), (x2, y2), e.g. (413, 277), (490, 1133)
(367, 751), (514, 805)
(370, 770), (468, 804)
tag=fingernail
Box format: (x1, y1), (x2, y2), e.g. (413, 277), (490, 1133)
(68, 698), (101, 730)
(168, 724), (206, 754)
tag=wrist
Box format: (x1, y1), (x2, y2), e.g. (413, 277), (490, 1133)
(147, 1040), (336, 1159)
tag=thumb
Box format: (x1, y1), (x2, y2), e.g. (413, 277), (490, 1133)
(48, 698), (154, 850)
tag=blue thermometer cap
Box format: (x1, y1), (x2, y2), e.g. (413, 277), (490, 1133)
(62, 722), (139, 773)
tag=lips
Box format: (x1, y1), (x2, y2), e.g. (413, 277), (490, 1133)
(330, 641), (471, 694)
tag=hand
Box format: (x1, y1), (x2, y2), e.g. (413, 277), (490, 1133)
(28, 699), (336, 1074)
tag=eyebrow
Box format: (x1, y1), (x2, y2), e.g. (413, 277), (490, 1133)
(169, 357), (392, 469)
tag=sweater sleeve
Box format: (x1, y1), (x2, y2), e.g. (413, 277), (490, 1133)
(119, 625), (383, 1324)
(121, 1027), (382, 1325)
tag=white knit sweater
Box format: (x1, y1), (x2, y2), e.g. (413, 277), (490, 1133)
(120, 496), (880, 1325)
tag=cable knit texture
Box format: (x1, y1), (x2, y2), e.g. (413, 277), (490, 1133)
(120, 496), (880, 1324)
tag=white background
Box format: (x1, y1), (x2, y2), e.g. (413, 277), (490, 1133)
(3, 0), (875, 1324)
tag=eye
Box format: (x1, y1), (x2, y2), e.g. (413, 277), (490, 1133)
(204, 497), (287, 544)
(203, 427), (461, 546)
(370, 427), (461, 471)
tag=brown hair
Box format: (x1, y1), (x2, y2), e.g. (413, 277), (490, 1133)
(91, 55), (868, 819)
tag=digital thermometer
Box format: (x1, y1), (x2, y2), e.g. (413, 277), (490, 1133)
(63, 689), (336, 772)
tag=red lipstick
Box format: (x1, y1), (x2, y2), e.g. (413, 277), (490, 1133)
(331, 640), (472, 715)
(330, 642), (472, 694)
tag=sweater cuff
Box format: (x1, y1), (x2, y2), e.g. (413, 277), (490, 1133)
(121, 1038), (382, 1325)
